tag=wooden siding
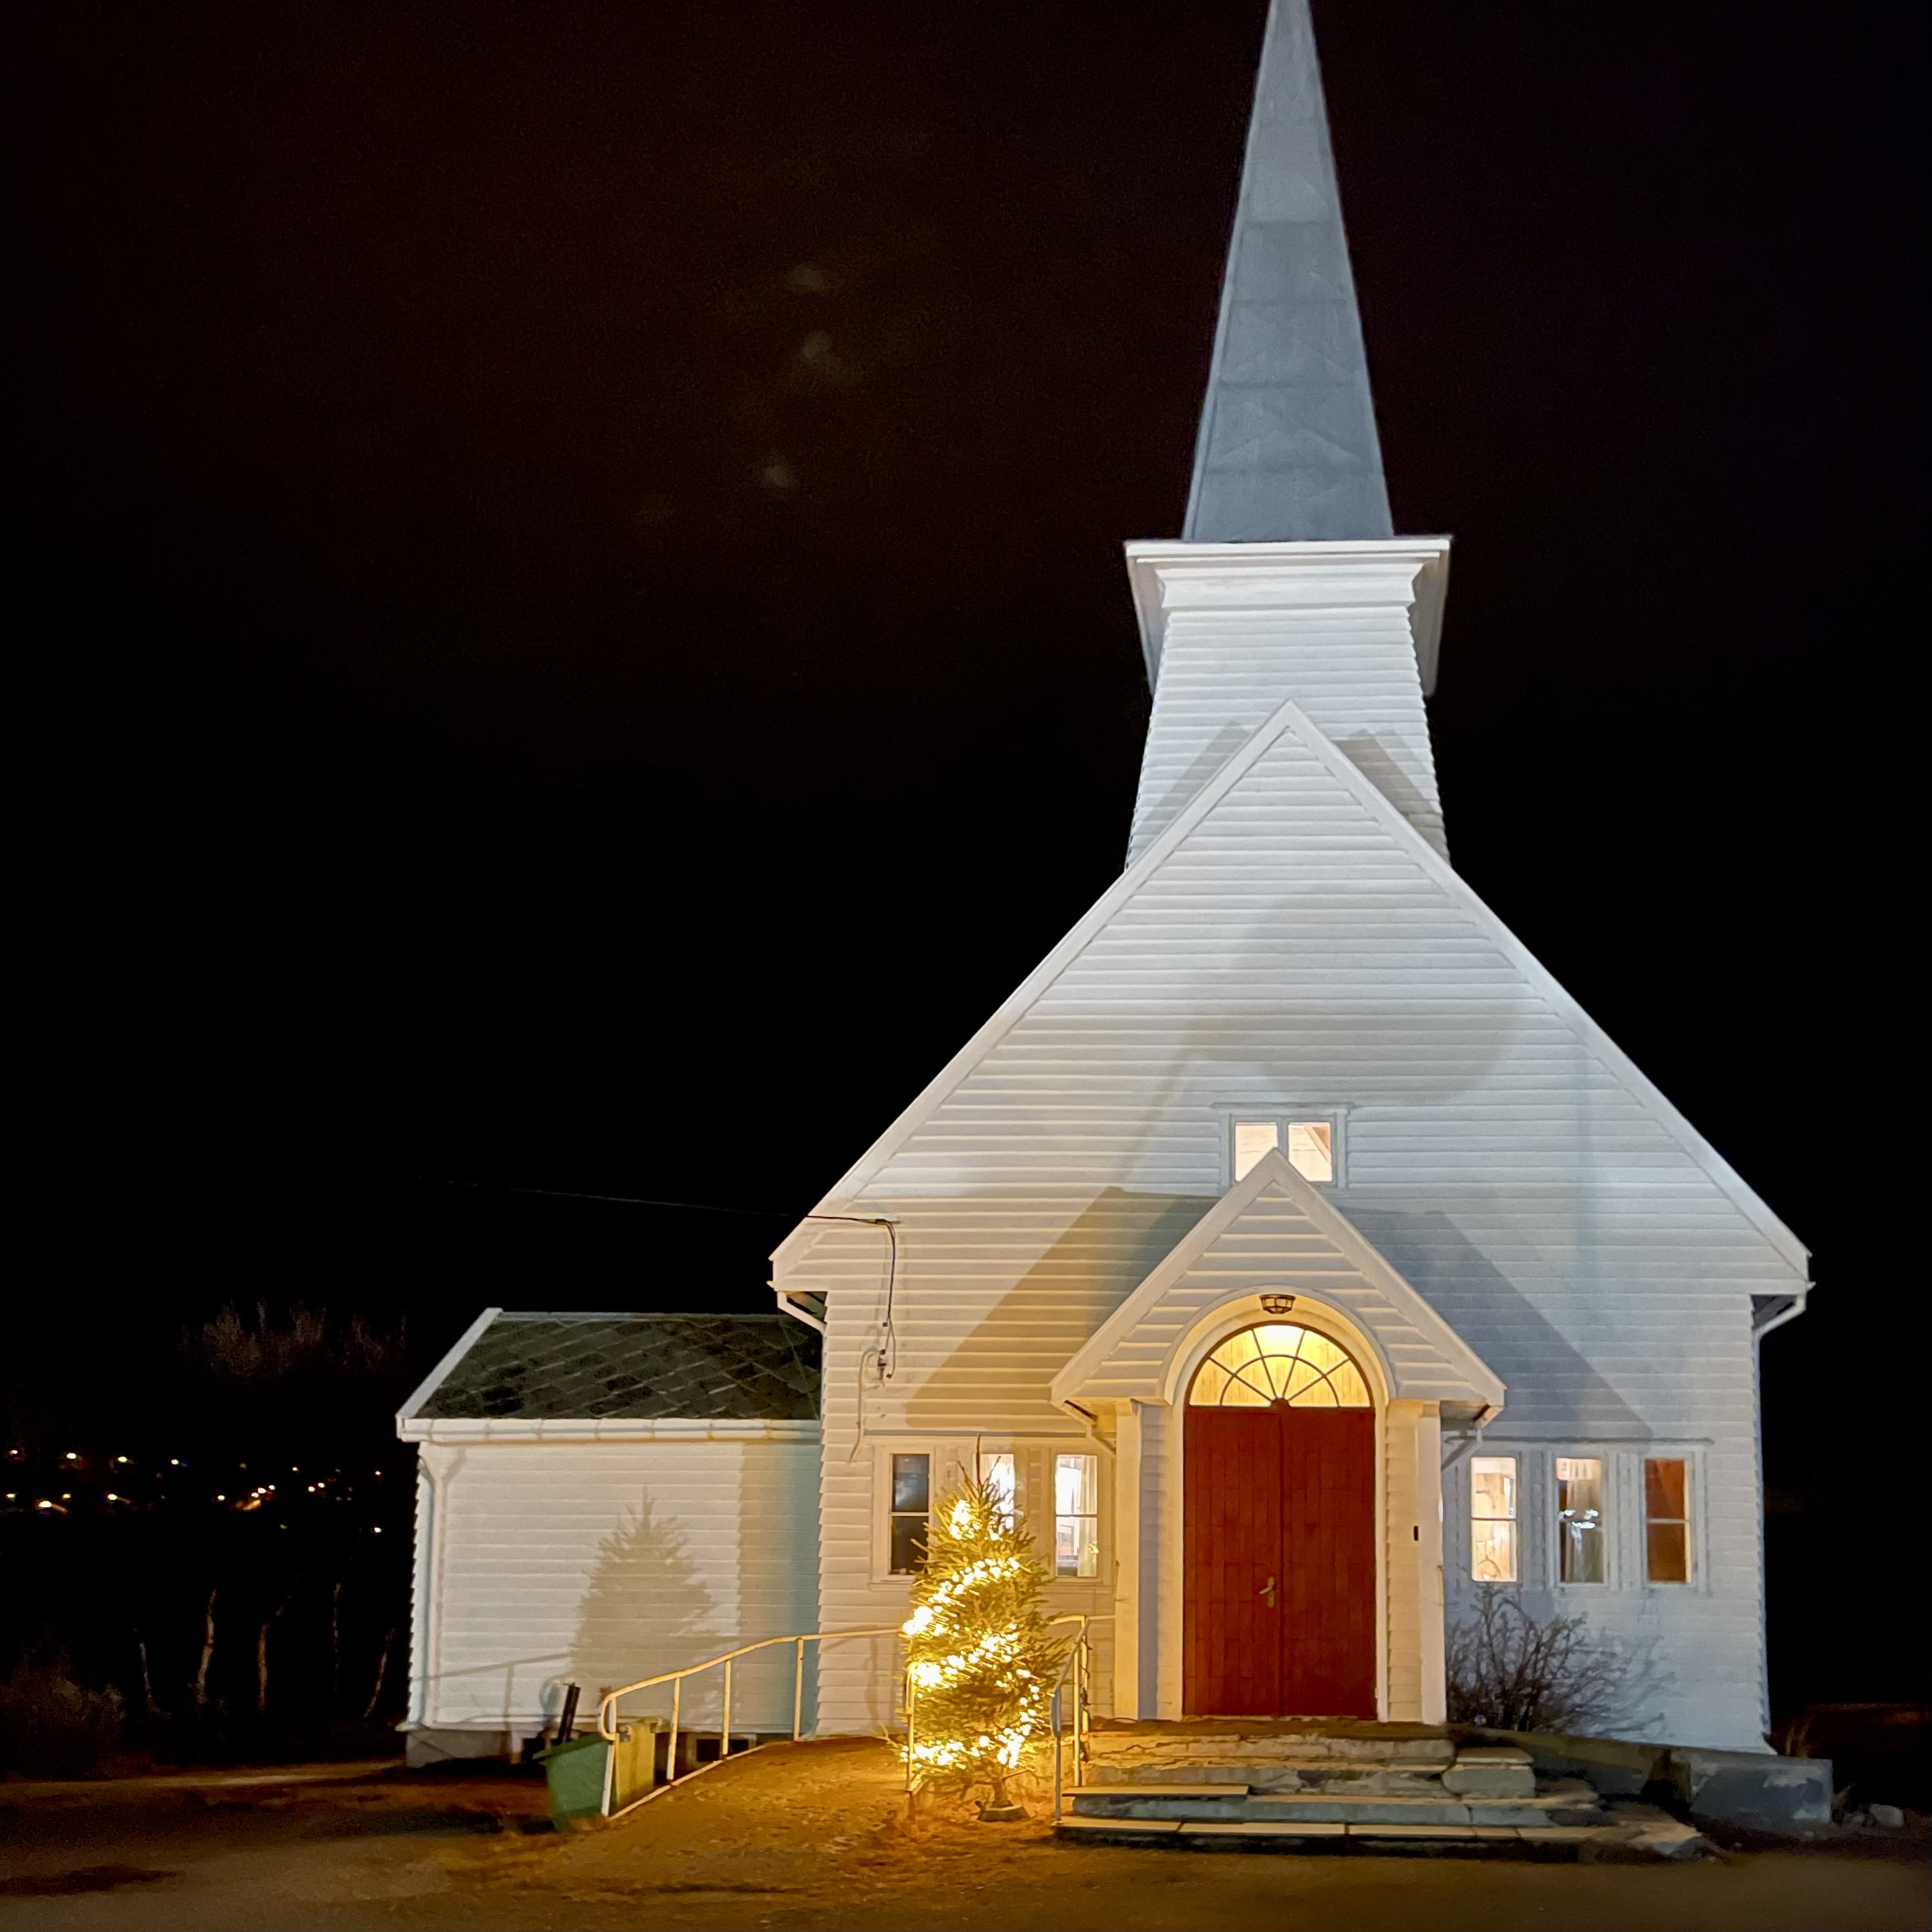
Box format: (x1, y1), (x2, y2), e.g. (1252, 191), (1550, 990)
(1126, 545), (1448, 864)
(412, 1436), (818, 1736)
(781, 697), (1803, 1749)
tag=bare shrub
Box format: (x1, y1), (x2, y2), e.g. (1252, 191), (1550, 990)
(0, 1651), (125, 1776)
(188, 1304), (400, 1381)
(1446, 1586), (1626, 1735)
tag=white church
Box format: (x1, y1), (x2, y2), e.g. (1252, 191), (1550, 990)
(398, 0), (1808, 1765)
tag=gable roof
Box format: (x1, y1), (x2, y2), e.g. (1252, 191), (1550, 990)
(1051, 1148), (1505, 1411)
(398, 1312), (821, 1425)
(777, 696), (1806, 1280)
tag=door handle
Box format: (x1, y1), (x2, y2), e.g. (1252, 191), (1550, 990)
(1259, 1576), (1277, 1609)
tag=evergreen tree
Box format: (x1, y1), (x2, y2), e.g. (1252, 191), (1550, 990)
(899, 1474), (1067, 1818)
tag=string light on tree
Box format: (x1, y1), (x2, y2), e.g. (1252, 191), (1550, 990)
(899, 1475), (1065, 1820)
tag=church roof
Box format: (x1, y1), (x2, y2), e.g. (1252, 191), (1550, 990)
(1184, 0), (1392, 544)
(400, 1312), (821, 1425)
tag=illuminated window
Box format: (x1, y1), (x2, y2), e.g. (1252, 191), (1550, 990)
(1188, 1324), (1370, 1407)
(1232, 1119), (1280, 1180)
(1556, 1456), (1606, 1583)
(890, 1453), (930, 1574)
(978, 1451), (1016, 1528)
(1231, 1117), (1335, 1184)
(1055, 1453), (1099, 1578)
(1470, 1455), (1518, 1582)
(1644, 1458), (1690, 1583)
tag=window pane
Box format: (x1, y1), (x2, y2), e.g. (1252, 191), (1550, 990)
(1471, 1456), (1517, 1521)
(1055, 1453), (1096, 1518)
(1644, 1459), (1688, 1583)
(1232, 1120), (1280, 1180)
(979, 1452), (1016, 1521)
(1056, 1513), (1100, 1579)
(890, 1514), (928, 1574)
(1286, 1120), (1333, 1183)
(1646, 1520), (1688, 1584)
(1472, 1518), (1518, 1583)
(1471, 1455), (1518, 1582)
(1644, 1457), (1686, 1522)
(891, 1453), (929, 1514)
(1556, 1456), (1606, 1583)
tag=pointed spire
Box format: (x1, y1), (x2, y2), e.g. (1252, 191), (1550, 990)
(1183, 0), (1391, 542)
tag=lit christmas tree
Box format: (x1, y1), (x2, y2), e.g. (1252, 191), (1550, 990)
(900, 1474), (1067, 1820)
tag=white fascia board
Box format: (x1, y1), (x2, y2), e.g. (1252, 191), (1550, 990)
(775, 691), (1807, 1285)
(1048, 1147), (1507, 1412)
(1125, 537), (1453, 695)
(396, 1307), (501, 1426)
(395, 1415), (823, 1445)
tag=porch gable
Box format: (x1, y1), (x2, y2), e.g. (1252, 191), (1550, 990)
(1050, 1148), (1505, 1413)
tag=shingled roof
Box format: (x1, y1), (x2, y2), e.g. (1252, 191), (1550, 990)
(412, 1312), (821, 1423)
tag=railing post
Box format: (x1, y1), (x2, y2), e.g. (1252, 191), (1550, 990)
(668, 1674), (680, 1787)
(1052, 1685), (1063, 1820)
(722, 1658), (733, 1763)
(793, 1637), (805, 1742)
(904, 1669), (916, 1818)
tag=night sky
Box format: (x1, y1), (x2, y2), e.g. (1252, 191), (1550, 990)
(9, 3), (1922, 1704)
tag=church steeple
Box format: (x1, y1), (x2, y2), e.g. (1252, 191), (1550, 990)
(1183, 0), (1391, 542)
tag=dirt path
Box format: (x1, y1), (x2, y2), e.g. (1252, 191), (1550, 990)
(3, 1739), (1925, 1931)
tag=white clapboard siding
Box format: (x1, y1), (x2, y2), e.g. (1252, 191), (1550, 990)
(413, 1435), (818, 1736)
(1126, 543), (1449, 864)
(779, 694), (1803, 1749)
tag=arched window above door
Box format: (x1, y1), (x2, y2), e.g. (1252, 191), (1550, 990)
(1188, 1323), (1371, 1409)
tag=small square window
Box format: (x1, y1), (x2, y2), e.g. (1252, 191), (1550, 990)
(1055, 1453), (1099, 1578)
(890, 1453), (930, 1574)
(1644, 1457), (1690, 1584)
(1231, 1116), (1337, 1184)
(1470, 1455), (1518, 1582)
(1556, 1455), (1606, 1584)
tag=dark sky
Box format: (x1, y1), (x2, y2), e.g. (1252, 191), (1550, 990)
(9, 4), (1922, 1698)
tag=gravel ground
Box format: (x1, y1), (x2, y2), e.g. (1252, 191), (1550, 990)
(2, 1738), (1925, 1932)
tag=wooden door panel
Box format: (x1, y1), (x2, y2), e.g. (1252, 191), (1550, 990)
(1183, 1407), (1281, 1715)
(1279, 1407), (1377, 1718)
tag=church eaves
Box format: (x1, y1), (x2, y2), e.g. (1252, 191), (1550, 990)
(1184, 0), (1391, 544)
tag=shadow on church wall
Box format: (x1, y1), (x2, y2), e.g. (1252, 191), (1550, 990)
(569, 1497), (723, 1727)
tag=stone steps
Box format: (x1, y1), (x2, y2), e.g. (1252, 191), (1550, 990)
(1058, 1734), (1707, 1860)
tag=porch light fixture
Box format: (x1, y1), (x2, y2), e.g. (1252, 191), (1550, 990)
(1260, 1294), (1295, 1316)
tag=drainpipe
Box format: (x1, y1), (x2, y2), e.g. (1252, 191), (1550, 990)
(1439, 1403), (1499, 1475)
(1062, 1401), (1116, 1461)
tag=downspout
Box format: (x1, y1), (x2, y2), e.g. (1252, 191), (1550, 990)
(1440, 1403), (1499, 1474)
(1752, 1287), (1810, 1738)
(1062, 1400), (1116, 1461)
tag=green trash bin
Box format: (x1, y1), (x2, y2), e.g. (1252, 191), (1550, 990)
(536, 1733), (609, 1828)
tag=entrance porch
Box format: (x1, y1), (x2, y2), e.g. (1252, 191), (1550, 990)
(1048, 1148), (1507, 1726)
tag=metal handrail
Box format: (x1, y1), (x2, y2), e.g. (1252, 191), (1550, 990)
(1048, 1612), (1114, 1821)
(595, 1626), (899, 1816)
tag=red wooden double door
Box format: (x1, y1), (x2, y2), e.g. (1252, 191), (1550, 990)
(1183, 1405), (1377, 1717)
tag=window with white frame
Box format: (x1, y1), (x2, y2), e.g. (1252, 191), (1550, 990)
(1555, 1455), (1607, 1583)
(889, 1452), (930, 1574)
(1055, 1453), (1099, 1578)
(1470, 1455), (1518, 1581)
(1644, 1457), (1690, 1583)
(1230, 1115), (1336, 1184)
